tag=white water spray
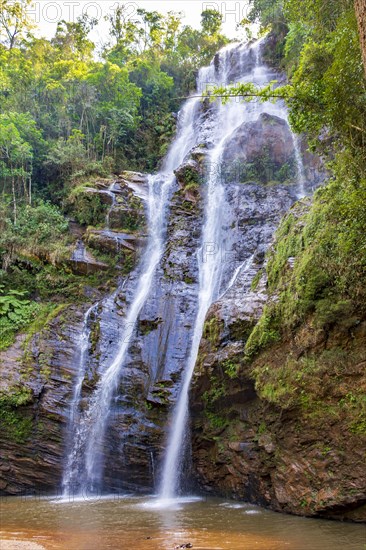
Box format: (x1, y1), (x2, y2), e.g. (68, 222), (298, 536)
(160, 43), (261, 500)
(62, 303), (97, 496)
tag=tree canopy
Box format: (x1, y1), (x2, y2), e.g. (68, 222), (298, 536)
(0, 2), (228, 209)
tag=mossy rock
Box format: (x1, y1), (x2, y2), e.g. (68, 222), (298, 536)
(67, 188), (110, 226)
(108, 208), (144, 232)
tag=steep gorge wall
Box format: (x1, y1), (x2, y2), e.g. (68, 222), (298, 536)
(190, 198), (366, 521)
(0, 305), (84, 495)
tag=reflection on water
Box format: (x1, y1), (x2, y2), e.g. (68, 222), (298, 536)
(1, 495), (365, 550)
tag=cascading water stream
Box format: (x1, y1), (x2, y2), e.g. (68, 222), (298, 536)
(62, 303), (98, 496)
(62, 69), (207, 496)
(293, 136), (307, 198)
(160, 43), (249, 500)
(220, 254), (255, 299)
(159, 39), (307, 500)
(249, 42), (307, 199)
(62, 175), (174, 495)
(82, 174), (174, 489)
(105, 181), (117, 230)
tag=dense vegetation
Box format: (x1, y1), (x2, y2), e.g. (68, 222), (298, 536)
(0, 3), (227, 197)
(241, 0), (366, 342)
(240, 0), (366, 432)
(0, 3), (228, 345)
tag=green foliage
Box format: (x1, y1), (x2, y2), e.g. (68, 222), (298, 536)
(222, 359), (239, 379)
(289, 9), (366, 149)
(205, 411), (229, 430)
(0, 0), (35, 49)
(0, 285), (30, 316)
(202, 372), (230, 432)
(0, 4), (230, 193)
(203, 316), (223, 348)
(248, 0), (286, 31)
(250, 270), (262, 291)
(245, 163), (366, 360)
(0, 113), (34, 211)
(0, 199), (69, 270)
(0, 386), (33, 443)
(225, 150), (297, 184)
(245, 305), (280, 357)
(202, 378), (226, 405)
(0, 285), (41, 350)
(251, 348), (366, 435)
(178, 165), (202, 190)
(67, 187), (108, 226)
(201, 9), (223, 35)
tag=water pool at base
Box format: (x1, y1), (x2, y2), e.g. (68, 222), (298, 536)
(1, 495), (365, 549)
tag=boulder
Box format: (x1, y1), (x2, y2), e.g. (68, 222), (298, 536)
(174, 156), (205, 203)
(77, 187), (114, 205)
(222, 113), (296, 184)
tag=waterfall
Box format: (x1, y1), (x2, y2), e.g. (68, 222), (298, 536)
(293, 135), (307, 198)
(105, 181), (117, 229)
(61, 68), (205, 496)
(63, 38), (310, 499)
(62, 303), (97, 497)
(63, 175), (174, 495)
(84, 174), (175, 489)
(220, 254), (255, 299)
(159, 39), (307, 500)
(160, 43), (250, 500)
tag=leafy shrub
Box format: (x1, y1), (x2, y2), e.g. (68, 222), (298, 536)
(0, 200), (69, 270)
(67, 187), (108, 226)
(0, 286), (41, 350)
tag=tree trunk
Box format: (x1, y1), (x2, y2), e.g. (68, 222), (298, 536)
(355, 0), (366, 78)
(12, 176), (17, 224)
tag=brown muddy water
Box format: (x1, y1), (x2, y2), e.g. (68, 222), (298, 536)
(0, 495), (365, 550)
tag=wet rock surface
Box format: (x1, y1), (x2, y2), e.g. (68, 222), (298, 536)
(69, 240), (109, 274)
(190, 206), (366, 522)
(0, 305), (94, 495)
(101, 173), (297, 492)
(224, 113), (296, 167)
(102, 168), (205, 491)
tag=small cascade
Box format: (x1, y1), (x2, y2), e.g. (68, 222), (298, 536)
(293, 135), (307, 198)
(61, 303), (98, 497)
(220, 254), (255, 299)
(150, 451), (156, 486)
(71, 239), (87, 262)
(105, 181), (117, 229)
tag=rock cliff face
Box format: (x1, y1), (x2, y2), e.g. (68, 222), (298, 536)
(101, 165), (298, 493)
(190, 200), (366, 522)
(0, 172), (147, 496)
(0, 146), (301, 498)
(0, 305), (88, 495)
